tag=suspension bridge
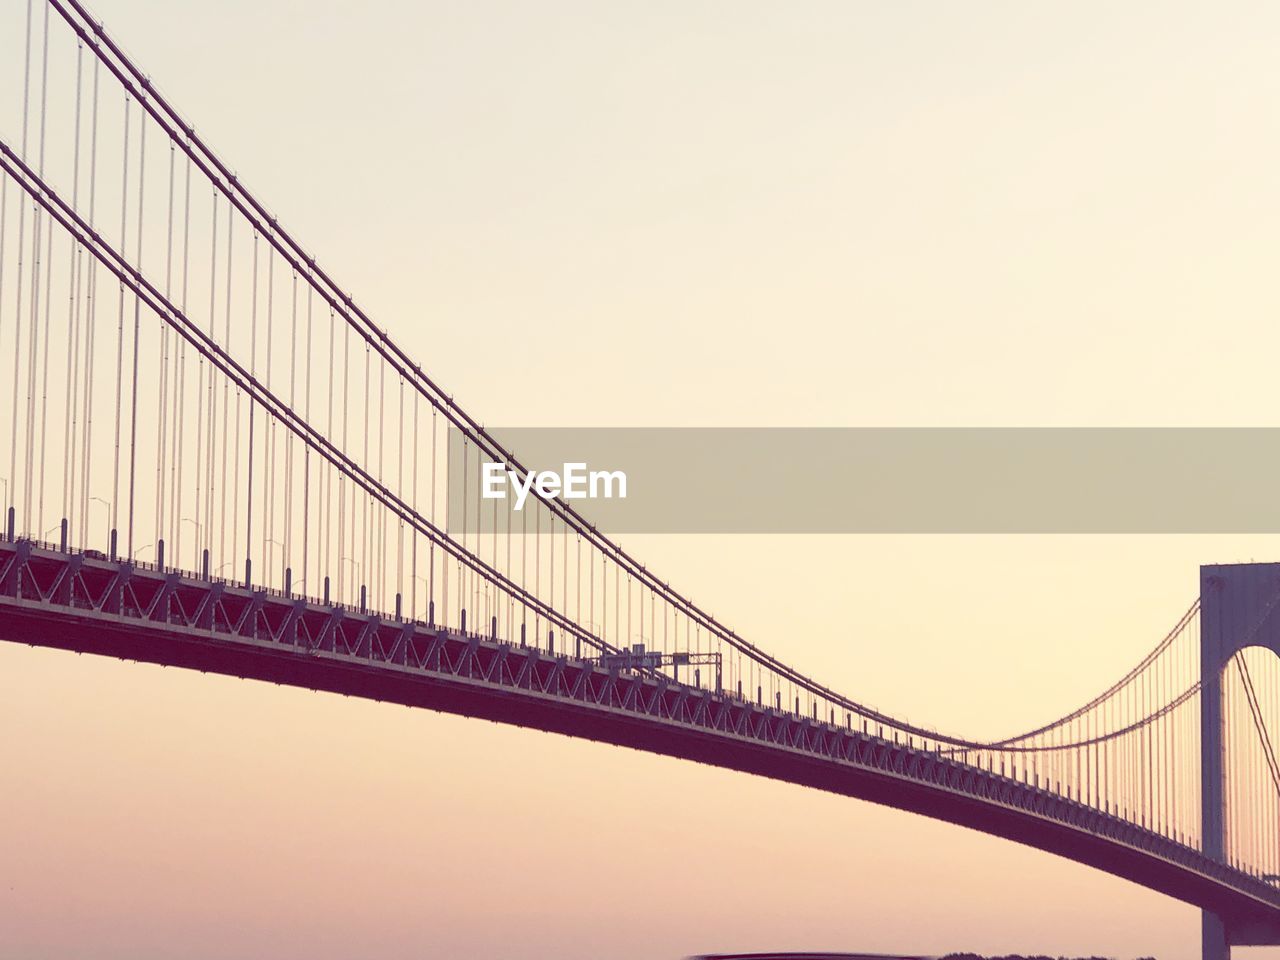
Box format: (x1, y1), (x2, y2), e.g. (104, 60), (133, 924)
(0, 2), (1277, 957)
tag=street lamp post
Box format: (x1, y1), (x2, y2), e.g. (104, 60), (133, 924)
(411, 573), (431, 623)
(88, 497), (112, 554)
(340, 556), (362, 608)
(265, 537), (285, 589)
(180, 518), (204, 573)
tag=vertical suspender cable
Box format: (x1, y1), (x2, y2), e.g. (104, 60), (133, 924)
(64, 41), (86, 536)
(302, 281), (312, 591)
(80, 53), (100, 542)
(8, 0), (34, 532)
(263, 250), (275, 571)
(154, 140), (174, 550)
(61, 42), (87, 529)
(0, 160), (8, 517)
(246, 231), (259, 579)
(170, 139), (189, 559)
(220, 208), (233, 568)
(125, 96), (146, 557)
(431, 404), (437, 619)
(325, 304), (333, 588)
(34, 1), (52, 534)
(110, 93), (129, 544)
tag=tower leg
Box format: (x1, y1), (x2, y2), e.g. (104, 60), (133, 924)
(1197, 564), (1280, 959)
(1203, 911), (1229, 960)
(1201, 568), (1228, 960)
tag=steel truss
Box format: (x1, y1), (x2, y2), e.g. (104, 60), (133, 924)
(2, 537), (1279, 939)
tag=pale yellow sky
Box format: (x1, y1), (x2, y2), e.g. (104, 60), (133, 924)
(4, 1), (1280, 958)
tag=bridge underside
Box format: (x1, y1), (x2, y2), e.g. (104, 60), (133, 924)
(2, 541), (1279, 942)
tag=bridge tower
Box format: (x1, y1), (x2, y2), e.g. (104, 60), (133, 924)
(1200, 563), (1280, 960)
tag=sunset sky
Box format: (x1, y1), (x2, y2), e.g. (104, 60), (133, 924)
(4, 1), (1280, 958)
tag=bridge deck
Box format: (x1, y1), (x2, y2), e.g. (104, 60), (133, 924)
(2, 538), (1278, 938)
